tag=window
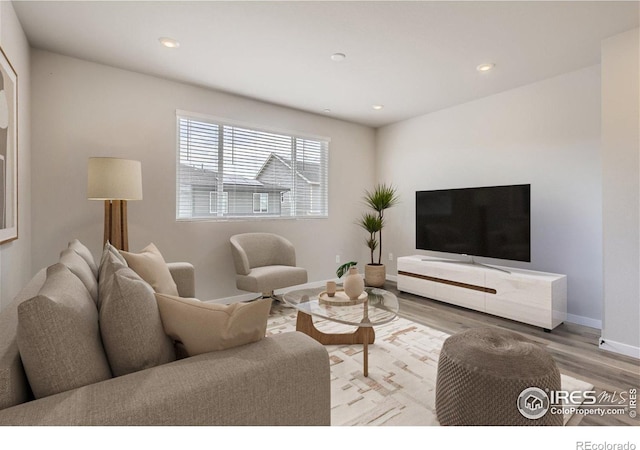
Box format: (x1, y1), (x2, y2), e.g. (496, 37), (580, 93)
(209, 191), (229, 214)
(177, 112), (329, 220)
(253, 193), (269, 213)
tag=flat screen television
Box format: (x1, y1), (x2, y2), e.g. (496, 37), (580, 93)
(416, 184), (531, 262)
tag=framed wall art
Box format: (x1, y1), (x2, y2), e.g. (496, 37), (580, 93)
(0, 46), (17, 245)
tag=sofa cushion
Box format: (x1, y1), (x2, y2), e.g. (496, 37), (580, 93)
(121, 243), (179, 296)
(17, 263), (112, 399)
(69, 239), (99, 278)
(59, 248), (98, 304)
(99, 266), (176, 377)
(155, 294), (271, 356)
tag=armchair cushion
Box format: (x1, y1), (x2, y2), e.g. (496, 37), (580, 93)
(155, 294), (271, 356)
(236, 265), (308, 293)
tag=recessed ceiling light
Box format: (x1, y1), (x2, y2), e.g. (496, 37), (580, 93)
(476, 63), (495, 72)
(159, 37), (180, 49)
(372, 105), (384, 111)
(330, 53), (346, 62)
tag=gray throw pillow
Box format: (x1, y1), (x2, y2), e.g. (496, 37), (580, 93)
(69, 239), (99, 278)
(59, 248), (98, 304)
(98, 241), (127, 282)
(98, 249), (126, 310)
(99, 265), (176, 377)
(17, 263), (112, 399)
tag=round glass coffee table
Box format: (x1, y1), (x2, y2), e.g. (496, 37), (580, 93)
(282, 286), (399, 377)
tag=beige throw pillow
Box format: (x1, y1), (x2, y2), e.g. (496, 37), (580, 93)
(121, 243), (179, 296)
(155, 294), (271, 356)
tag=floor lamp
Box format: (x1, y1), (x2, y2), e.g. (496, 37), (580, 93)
(87, 157), (143, 251)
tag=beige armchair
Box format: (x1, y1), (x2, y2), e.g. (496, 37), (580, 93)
(230, 233), (308, 299)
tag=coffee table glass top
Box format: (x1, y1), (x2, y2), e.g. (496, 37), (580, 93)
(282, 287), (399, 327)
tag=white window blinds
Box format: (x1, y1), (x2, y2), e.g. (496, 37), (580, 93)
(177, 114), (329, 220)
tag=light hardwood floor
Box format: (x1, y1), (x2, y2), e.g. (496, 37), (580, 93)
(386, 282), (640, 426)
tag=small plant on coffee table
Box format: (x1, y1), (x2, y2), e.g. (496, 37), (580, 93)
(336, 261), (357, 279)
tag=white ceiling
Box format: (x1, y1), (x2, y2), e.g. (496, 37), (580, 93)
(13, 1), (640, 128)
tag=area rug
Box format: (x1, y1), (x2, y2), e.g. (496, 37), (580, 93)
(266, 304), (593, 426)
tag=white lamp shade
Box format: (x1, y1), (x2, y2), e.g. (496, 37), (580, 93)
(87, 157), (143, 200)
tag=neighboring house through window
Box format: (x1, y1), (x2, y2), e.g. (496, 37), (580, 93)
(176, 112), (329, 220)
(254, 153), (325, 217)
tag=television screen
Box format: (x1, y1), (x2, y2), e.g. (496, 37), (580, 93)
(416, 184), (531, 262)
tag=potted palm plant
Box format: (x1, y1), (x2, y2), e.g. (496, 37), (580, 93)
(358, 183), (399, 287)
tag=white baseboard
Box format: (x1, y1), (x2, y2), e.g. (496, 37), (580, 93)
(386, 274), (398, 283)
(599, 339), (640, 359)
(565, 313), (602, 329)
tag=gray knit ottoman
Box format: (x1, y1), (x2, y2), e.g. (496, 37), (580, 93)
(435, 327), (562, 426)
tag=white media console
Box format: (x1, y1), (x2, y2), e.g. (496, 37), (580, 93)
(397, 255), (567, 331)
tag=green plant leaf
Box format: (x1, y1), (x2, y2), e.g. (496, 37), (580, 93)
(365, 237), (378, 251)
(336, 261), (357, 279)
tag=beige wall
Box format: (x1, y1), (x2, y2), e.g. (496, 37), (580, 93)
(376, 65), (603, 327)
(601, 28), (640, 358)
(0, 2), (31, 310)
(31, 50), (375, 300)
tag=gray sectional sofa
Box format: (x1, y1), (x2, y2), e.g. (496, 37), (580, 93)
(0, 240), (330, 425)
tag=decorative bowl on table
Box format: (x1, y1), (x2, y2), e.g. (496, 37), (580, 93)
(318, 289), (368, 306)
